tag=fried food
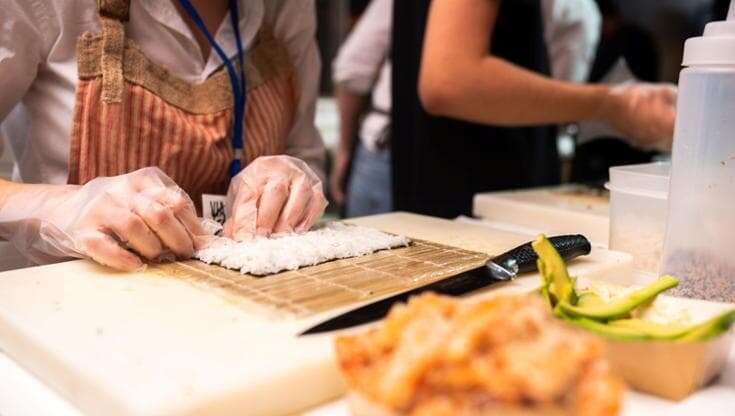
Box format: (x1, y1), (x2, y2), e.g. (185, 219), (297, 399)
(335, 294), (624, 416)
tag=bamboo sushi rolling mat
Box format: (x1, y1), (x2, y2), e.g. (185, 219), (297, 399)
(151, 240), (489, 319)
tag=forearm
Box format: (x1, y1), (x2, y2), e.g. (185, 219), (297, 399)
(0, 180), (77, 213)
(0, 179), (24, 212)
(419, 0), (611, 126)
(0, 180), (78, 246)
(335, 85), (369, 153)
(420, 56), (611, 126)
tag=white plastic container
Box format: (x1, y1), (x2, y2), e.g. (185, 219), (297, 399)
(661, 3), (735, 302)
(606, 162), (670, 274)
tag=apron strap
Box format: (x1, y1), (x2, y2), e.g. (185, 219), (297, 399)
(97, 0), (130, 103)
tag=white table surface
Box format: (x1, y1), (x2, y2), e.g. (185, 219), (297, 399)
(4, 343), (734, 416)
(0, 214), (733, 415)
(2, 291), (735, 416)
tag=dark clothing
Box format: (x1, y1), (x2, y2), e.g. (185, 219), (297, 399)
(571, 139), (657, 187)
(573, 20), (660, 184)
(391, 0), (559, 218)
(588, 24), (660, 83)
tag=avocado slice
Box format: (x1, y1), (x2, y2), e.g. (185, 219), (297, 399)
(576, 291), (604, 308)
(568, 317), (652, 341)
(539, 280), (553, 309)
(556, 276), (679, 320)
(608, 319), (691, 340)
(678, 310), (735, 342)
(532, 235), (577, 306)
(574, 310), (735, 342)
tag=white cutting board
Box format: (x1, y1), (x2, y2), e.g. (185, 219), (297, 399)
(0, 213), (632, 416)
(473, 185), (610, 247)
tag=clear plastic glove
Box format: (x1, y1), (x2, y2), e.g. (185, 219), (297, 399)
(223, 155), (328, 241)
(600, 82), (678, 152)
(0, 167), (208, 271)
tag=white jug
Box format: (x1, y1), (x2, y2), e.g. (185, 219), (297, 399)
(661, 1), (735, 302)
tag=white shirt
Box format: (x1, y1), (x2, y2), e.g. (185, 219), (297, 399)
(0, 0), (325, 184)
(332, 0), (392, 152)
(541, 0), (601, 82)
(332, 0), (601, 151)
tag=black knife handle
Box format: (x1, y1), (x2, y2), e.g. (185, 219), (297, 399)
(492, 235), (591, 274)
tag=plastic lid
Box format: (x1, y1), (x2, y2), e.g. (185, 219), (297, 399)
(683, 0), (735, 66)
(605, 162), (670, 200)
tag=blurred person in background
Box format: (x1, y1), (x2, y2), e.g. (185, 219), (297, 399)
(332, 0), (603, 217)
(330, 0), (393, 217)
(588, 0), (660, 83)
(390, 0), (676, 217)
(348, 0), (372, 28)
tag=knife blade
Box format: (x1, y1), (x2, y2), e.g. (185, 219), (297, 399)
(299, 234), (590, 336)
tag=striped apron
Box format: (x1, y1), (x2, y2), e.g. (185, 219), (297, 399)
(68, 0), (297, 208)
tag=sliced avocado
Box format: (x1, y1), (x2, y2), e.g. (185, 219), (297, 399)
(557, 276), (679, 320)
(539, 281), (553, 309)
(577, 310), (735, 342)
(576, 291), (604, 308)
(610, 311), (735, 342)
(532, 235), (577, 306)
(536, 250), (552, 308)
(567, 317), (652, 341)
(678, 310), (735, 342)
(608, 319), (691, 340)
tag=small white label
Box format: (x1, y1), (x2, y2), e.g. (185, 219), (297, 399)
(202, 194), (228, 225)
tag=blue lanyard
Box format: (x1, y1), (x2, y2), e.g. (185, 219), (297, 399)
(177, 0), (247, 177)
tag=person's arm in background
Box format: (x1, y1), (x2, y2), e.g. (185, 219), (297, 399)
(330, 0), (392, 206)
(331, 88), (367, 205)
(0, 1), (48, 123)
(419, 0), (676, 151)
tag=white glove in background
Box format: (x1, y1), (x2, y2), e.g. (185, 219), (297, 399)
(0, 167), (208, 271)
(600, 82), (678, 152)
(224, 155), (328, 241)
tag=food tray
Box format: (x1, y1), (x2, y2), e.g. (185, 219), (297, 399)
(578, 278), (735, 400)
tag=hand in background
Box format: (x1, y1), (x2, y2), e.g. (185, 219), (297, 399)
(600, 83), (678, 152)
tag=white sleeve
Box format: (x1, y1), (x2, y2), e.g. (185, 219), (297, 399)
(272, 0), (326, 182)
(541, 0), (601, 83)
(332, 0), (393, 94)
(0, 0), (53, 122)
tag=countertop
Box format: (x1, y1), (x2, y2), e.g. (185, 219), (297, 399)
(0, 213), (732, 416)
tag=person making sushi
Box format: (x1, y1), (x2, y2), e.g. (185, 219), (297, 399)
(0, 0), (328, 271)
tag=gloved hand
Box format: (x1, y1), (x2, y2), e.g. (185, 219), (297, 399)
(0, 167), (208, 271)
(223, 155), (328, 240)
(599, 82), (678, 152)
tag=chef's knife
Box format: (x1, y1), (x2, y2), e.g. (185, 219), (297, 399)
(299, 234), (590, 335)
